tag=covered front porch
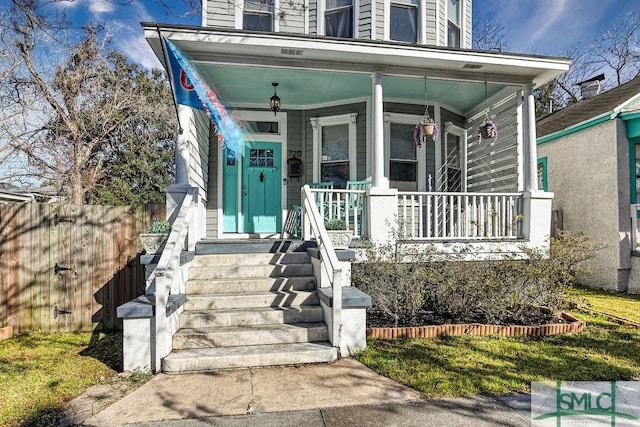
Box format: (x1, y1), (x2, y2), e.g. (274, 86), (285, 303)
(145, 24), (568, 253)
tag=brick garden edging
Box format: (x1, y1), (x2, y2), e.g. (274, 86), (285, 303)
(366, 312), (585, 339)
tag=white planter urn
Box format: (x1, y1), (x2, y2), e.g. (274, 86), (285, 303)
(327, 230), (353, 249)
(139, 233), (169, 254)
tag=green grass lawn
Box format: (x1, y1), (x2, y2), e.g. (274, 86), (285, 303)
(0, 332), (126, 427)
(356, 286), (640, 398)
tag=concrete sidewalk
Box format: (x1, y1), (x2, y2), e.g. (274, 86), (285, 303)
(71, 358), (530, 426)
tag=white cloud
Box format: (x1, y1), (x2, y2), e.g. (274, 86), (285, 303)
(89, 0), (116, 14)
(118, 32), (162, 69)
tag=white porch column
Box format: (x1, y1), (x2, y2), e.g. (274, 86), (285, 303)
(175, 104), (192, 186)
(372, 73), (387, 189)
(524, 83), (539, 191)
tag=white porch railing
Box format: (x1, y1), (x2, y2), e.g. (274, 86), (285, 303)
(397, 192), (523, 240)
(301, 185), (343, 350)
(631, 204), (640, 251)
(148, 187), (197, 372)
(308, 188), (368, 237)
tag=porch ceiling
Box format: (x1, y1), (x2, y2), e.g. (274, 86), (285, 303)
(193, 65), (503, 113)
(145, 23), (571, 115)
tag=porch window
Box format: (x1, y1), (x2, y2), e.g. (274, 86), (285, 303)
(311, 113), (357, 189)
(447, 0), (461, 48)
(321, 124), (350, 188)
(325, 0), (353, 38)
(389, 123), (417, 182)
(390, 0), (418, 43)
(384, 113), (426, 191)
(243, 0), (274, 31)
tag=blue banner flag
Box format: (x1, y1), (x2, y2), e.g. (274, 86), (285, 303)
(164, 39), (246, 155)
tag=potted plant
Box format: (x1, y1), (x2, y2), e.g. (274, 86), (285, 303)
(139, 219), (171, 254)
(478, 120), (498, 141)
(324, 218), (353, 249)
(414, 116), (439, 148)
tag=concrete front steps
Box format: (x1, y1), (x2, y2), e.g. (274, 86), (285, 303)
(162, 249), (338, 373)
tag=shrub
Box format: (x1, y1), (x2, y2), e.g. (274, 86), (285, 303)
(352, 229), (604, 326)
(149, 218), (171, 234)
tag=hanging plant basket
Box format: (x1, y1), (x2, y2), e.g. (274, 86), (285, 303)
(478, 120), (498, 141)
(419, 123), (434, 137)
(414, 117), (438, 148)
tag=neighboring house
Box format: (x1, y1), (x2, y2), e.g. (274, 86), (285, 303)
(117, 0), (570, 373)
(0, 184), (64, 204)
(537, 76), (640, 294)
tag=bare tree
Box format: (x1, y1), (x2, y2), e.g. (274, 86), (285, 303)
(587, 11), (640, 86)
(472, 18), (508, 52)
(0, 0), (175, 203)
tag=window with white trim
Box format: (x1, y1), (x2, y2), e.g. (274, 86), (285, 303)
(447, 0), (461, 47)
(390, 0), (419, 43)
(325, 0), (353, 37)
(384, 113), (425, 191)
(311, 113), (357, 189)
(243, 0), (274, 31)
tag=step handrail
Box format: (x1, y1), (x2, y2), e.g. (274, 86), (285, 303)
(148, 187), (197, 372)
(301, 184), (343, 351)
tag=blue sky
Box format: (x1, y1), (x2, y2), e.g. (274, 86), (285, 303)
(473, 0), (639, 55)
(49, 0), (639, 68)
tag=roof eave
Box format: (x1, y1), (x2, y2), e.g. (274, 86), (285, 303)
(143, 23), (570, 87)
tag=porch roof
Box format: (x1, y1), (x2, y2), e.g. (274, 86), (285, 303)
(144, 23), (570, 115)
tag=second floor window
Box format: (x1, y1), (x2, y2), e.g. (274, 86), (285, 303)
(447, 0), (460, 47)
(244, 0), (274, 31)
(390, 0), (418, 43)
(325, 0), (353, 38)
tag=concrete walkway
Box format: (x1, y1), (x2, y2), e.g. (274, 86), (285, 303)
(69, 358), (530, 426)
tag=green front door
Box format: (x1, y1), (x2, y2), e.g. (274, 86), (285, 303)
(242, 142), (282, 233)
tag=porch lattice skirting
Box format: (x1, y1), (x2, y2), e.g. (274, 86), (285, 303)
(366, 312), (585, 339)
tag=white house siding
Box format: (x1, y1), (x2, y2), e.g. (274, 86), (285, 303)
(359, 0), (373, 39)
(279, 2), (306, 34)
(466, 92), (520, 193)
(462, 0), (471, 48)
(424, 0), (437, 45)
(436, 0), (445, 46)
(538, 120), (632, 292)
(375, 0), (384, 40)
(309, 0), (317, 35)
(205, 0), (236, 27)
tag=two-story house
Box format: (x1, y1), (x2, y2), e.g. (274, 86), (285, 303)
(117, 1), (571, 373)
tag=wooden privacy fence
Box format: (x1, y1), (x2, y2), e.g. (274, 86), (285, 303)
(0, 203), (164, 333)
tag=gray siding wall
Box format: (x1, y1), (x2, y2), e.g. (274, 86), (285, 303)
(205, 132), (219, 238)
(286, 110), (304, 208)
(188, 109), (211, 196)
(375, 0), (384, 40)
(466, 92), (520, 193)
(206, 0), (236, 27)
(309, 0), (318, 35)
(359, 0), (373, 38)
(425, 0), (437, 45)
(279, 2), (306, 33)
(463, 0), (471, 48)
